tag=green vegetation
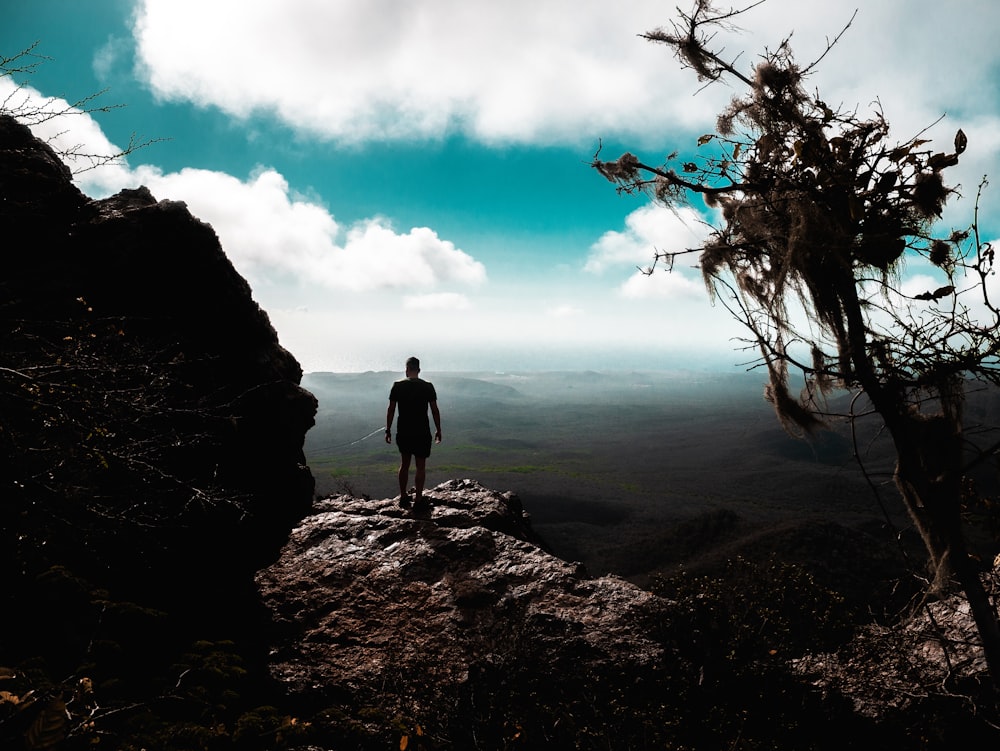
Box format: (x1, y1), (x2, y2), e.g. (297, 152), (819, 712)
(436, 463), (556, 474)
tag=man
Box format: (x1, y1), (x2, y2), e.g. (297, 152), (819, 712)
(385, 356), (442, 510)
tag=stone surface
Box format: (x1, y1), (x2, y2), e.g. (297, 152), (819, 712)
(794, 570), (996, 717)
(258, 479), (673, 707)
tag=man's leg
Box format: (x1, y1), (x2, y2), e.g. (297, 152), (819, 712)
(398, 453), (412, 501)
(414, 456), (427, 501)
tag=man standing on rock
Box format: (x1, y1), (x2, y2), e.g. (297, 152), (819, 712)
(385, 356), (442, 510)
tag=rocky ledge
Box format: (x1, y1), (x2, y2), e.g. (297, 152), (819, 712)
(257, 479), (673, 714)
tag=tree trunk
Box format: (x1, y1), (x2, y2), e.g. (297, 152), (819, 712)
(892, 415), (1000, 689)
(952, 536), (1000, 688)
(835, 273), (1000, 687)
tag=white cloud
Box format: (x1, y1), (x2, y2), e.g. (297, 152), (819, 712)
(403, 293), (472, 311)
(92, 35), (131, 83)
(0, 79), (486, 296)
(129, 0), (711, 145)
(133, 169), (487, 293)
(619, 269), (703, 300)
(585, 203), (709, 274)
(129, 0), (1000, 152)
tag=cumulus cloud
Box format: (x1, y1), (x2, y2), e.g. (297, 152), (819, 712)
(619, 270), (704, 300)
(0, 79), (486, 295)
(585, 203), (709, 274)
(130, 0), (705, 145)
(132, 168), (487, 292)
(128, 0), (1000, 150)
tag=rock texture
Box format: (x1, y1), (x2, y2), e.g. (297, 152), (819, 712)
(795, 570), (997, 717)
(258, 480), (673, 721)
(0, 112), (316, 644)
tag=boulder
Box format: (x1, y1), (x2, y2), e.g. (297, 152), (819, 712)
(258, 479), (673, 729)
(0, 113), (317, 645)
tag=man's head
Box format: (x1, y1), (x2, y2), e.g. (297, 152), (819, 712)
(405, 356), (420, 376)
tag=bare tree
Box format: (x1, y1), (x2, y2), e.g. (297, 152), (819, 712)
(594, 0), (1000, 684)
(1, 42), (161, 173)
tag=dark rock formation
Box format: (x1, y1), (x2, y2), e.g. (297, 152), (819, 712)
(258, 479), (675, 744)
(0, 113), (316, 662)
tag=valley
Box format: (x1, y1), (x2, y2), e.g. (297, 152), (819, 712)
(303, 369), (917, 581)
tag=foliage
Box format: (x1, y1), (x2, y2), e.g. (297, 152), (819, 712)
(594, 0), (1000, 684)
(0, 162), (299, 751)
(594, 4), (996, 425)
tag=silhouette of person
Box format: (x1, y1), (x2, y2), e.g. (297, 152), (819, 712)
(385, 356), (442, 510)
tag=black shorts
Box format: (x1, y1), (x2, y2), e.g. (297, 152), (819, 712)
(396, 432), (432, 459)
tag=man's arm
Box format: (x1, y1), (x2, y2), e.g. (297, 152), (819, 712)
(430, 401), (442, 443)
(385, 400), (396, 443)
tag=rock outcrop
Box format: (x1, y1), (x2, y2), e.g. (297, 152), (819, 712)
(0, 112), (316, 656)
(258, 479), (675, 742)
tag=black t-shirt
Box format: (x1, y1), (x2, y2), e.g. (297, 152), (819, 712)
(389, 377), (437, 437)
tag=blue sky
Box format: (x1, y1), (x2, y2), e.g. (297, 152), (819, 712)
(4, 1), (1000, 373)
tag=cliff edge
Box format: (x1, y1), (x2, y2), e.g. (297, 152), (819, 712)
(258, 478), (676, 744)
(0, 112), (317, 672)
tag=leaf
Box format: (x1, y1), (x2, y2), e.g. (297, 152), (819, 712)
(927, 152), (959, 171)
(847, 196), (864, 222)
(400, 735), (408, 750)
(875, 170), (898, 192)
(888, 145), (910, 162)
(933, 285), (955, 299)
(697, 134), (715, 146)
(25, 698), (67, 750)
(955, 128), (968, 155)
(914, 285), (955, 301)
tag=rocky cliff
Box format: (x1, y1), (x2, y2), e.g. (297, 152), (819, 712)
(258, 479), (675, 743)
(0, 111), (317, 736)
